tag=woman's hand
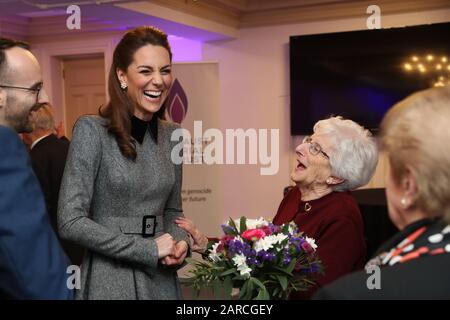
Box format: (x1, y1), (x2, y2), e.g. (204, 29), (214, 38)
(161, 240), (189, 266)
(155, 233), (175, 259)
(176, 217), (208, 253)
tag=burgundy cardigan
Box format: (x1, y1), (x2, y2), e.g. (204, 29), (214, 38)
(273, 187), (366, 299)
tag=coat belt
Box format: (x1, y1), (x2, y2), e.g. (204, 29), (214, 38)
(96, 215), (164, 237)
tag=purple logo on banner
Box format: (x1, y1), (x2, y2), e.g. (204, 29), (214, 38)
(166, 79), (188, 124)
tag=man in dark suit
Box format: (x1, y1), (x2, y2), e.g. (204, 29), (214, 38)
(26, 103), (84, 265)
(0, 38), (73, 299)
(27, 104), (69, 229)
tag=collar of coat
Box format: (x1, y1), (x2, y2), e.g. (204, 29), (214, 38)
(366, 218), (450, 268)
(131, 115), (158, 144)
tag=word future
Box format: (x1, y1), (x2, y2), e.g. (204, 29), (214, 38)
(171, 121), (279, 175)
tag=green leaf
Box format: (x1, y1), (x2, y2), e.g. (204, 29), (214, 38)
(223, 276), (233, 300)
(250, 277), (265, 290)
(247, 278), (255, 296)
(273, 286), (281, 298)
(228, 218), (240, 234)
(286, 258), (297, 274)
(255, 288), (270, 300)
(272, 266), (293, 277)
(220, 268), (238, 277)
(240, 216), (247, 233)
(276, 275), (288, 291)
(239, 279), (249, 300)
(213, 279), (222, 299)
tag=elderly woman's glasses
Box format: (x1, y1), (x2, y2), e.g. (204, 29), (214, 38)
(302, 136), (330, 159)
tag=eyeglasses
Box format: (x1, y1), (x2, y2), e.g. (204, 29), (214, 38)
(302, 136), (330, 159)
(0, 83), (43, 104)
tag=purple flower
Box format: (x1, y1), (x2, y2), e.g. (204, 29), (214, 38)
(282, 250), (292, 265)
(227, 239), (243, 255)
(268, 223), (281, 234)
(221, 224), (237, 235)
(257, 250), (276, 262)
(310, 263), (320, 273)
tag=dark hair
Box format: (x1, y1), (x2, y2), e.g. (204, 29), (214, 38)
(0, 38), (30, 82)
(99, 26), (172, 160)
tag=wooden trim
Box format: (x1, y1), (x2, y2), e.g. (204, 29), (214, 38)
(133, 0), (450, 29)
(240, 0), (450, 28)
(0, 16), (30, 40)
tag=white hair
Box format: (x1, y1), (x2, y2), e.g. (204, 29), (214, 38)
(32, 103), (55, 131)
(313, 116), (378, 192)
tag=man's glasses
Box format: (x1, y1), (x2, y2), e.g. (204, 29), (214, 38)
(302, 136), (330, 159)
(0, 83), (43, 104)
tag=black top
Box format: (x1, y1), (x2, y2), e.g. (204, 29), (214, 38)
(131, 115), (158, 144)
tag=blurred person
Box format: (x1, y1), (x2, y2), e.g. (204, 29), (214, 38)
(314, 87), (450, 299)
(0, 37), (72, 299)
(26, 102), (84, 265)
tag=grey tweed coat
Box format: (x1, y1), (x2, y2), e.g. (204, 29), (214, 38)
(58, 115), (189, 300)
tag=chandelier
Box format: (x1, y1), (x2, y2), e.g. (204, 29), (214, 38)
(403, 54), (450, 87)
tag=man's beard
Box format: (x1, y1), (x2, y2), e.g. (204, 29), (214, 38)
(4, 95), (37, 133)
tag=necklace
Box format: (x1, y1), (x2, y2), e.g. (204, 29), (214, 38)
(304, 202), (312, 212)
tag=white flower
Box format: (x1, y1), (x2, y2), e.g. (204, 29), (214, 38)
(305, 236), (318, 251)
(208, 242), (221, 262)
(237, 264), (252, 278)
(273, 233), (289, 245)
(232, 253), (252, 278)
(229, 217), (268, 232)
(288, 222), (297, 235)
(232, 253), (247, 267)
(254, 233), (288, 252)
(246, 218), (269, 230)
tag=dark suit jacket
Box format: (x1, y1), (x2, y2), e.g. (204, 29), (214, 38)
(313, 219), (450, 299)
(30, 134), (84, 265)
(313, 254), (450, 299)
(30, 134), (69, 230)
(0, 125), (73, 299)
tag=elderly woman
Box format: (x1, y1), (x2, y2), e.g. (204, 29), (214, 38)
(272, 116), (378, 298)
(314, 87), (450, 299)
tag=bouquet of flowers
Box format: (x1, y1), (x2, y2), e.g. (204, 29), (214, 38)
(185, 217), (323, 300)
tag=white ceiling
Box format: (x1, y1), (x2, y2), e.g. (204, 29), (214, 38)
(1, 0), (449, 42)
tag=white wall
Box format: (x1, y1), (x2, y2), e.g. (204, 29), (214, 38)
(5, 6), (449, 223)
(202, 8), (450, 222)
(29, 33), (203, 129)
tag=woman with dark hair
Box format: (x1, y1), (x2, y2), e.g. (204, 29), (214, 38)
(58, 26), (190, 300)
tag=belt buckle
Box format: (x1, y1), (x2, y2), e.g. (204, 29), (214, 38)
(142, 215), (157, 237)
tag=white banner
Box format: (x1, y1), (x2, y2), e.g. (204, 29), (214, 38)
(168, 62), (223, 278)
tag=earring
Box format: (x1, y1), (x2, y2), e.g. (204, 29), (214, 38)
(400, 197), (409, 208)
(120, 82), (127, 90)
